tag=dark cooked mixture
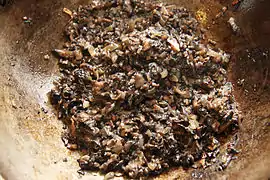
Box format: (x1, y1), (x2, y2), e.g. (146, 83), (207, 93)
(51, 0), (239, 178)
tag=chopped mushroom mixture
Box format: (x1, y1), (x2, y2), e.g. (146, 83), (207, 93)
(51, 0), (239, 178)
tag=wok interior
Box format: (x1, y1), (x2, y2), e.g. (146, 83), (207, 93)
(0, 0), (269, 179)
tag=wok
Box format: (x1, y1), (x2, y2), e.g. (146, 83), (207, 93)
(0, 0), (269, 179)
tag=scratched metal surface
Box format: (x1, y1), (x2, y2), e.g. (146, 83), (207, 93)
(0, 0), (269, 179)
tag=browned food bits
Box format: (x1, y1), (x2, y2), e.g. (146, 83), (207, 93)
(51, 0), (239, 178)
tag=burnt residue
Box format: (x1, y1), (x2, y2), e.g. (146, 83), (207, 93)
(0, 0), (7, 6)
(231, 48), (270, 104)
